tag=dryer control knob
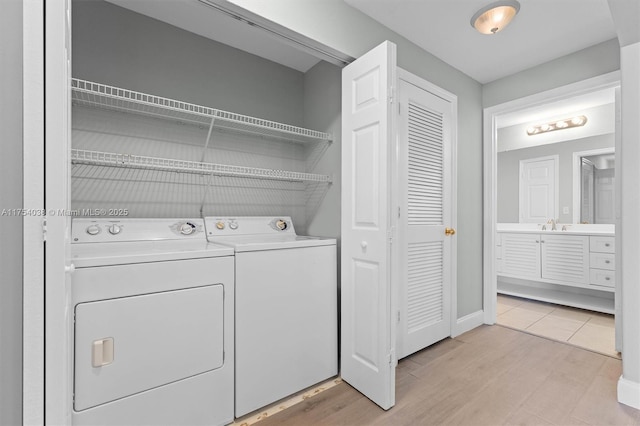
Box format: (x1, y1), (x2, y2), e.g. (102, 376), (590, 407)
(180, 222), (196, 235)
(108, 224), (122, 235)
(275, 219), (288, 231)
(229, 221), (238, 230)
(216, 221), (225, 230)
(86, 225), (101, 236)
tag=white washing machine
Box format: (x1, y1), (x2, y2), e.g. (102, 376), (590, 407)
(204, 216), (338, 417)
(70, 218), (234, 426)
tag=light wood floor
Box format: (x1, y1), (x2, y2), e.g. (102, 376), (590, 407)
(256, 325), (639, 426)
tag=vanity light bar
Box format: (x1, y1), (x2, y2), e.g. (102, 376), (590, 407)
(526, 115), (588, 136)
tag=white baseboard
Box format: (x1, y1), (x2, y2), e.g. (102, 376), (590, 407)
(452, 310), (484, 337)
(618, 376), (640, 409)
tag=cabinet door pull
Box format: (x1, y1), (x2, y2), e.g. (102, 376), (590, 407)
(605, 260), (611, 264)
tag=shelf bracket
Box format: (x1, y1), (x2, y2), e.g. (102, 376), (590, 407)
(200, 115), (217, 163)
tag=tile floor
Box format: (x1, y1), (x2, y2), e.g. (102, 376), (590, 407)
(497, 294), (620, 358)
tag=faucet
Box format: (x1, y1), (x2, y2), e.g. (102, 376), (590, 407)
(547, 218), (557, 231)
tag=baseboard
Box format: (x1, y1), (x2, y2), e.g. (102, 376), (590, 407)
(452, 310), (484, 337)
(618, 376), (640, 409)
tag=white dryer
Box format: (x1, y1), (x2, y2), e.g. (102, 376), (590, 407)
(204, 216), (338, 417)
(70, 218), (234, 426)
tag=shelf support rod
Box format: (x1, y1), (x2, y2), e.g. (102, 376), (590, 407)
(200, 115), (217, 162)
(199, 115), (217, 217)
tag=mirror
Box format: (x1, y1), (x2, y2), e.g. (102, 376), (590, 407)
(578, 152), (615, 224)
(497, 133), (615, 224)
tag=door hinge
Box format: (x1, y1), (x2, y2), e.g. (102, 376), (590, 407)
(388, 348), (396, 366)
(42, 217), (47, 242)
(389, 86), (395, 104)
(398, 206), (401, 218)
(397, 310), (401, 323)
(387, 229), (393, 244)
(398, 102), (401, 115)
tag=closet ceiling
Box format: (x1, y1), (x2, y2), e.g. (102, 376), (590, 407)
(345, 0), (617, 84)
(105, 0), (322, 72)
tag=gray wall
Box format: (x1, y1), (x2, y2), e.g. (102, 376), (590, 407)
(73, 0), (305, 125)
(230, 0), (485, 318)
(498, 133), (615, 223)
(483, 39), (620, 108)
(0, 0), (23, 423)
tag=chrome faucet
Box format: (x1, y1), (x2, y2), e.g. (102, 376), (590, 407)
(548, 218), (557, 231)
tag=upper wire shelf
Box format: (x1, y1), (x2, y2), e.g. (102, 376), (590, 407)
(71, 149), (332, 184)
(71, 79), (333, 144)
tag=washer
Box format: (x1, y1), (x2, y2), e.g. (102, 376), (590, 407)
(204, 216), (338, 417)
(70, 218), (234, 426)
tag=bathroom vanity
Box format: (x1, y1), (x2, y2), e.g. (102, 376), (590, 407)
(496, 223), (615, 313)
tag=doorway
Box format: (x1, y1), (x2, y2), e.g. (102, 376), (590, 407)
(483, 72), (621, 355)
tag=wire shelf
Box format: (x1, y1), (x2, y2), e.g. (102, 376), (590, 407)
(71, 79), (333, 144)
(71, 149), (332, 184)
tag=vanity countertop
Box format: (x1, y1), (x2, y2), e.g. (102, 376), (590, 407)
(497, 223), (614, 236)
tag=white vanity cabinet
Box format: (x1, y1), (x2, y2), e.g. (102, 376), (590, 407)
(497, 233), (589, 286)
(496, 228), (615, 314)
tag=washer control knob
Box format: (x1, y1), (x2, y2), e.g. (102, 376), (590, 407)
(86, 225), (101, 236)
(179, 222), (196, 235)
(108, 224), (122, 235)
(229, 221), (238, 230)
(216, 221), (225, 230)
(275, 219), (288, 231)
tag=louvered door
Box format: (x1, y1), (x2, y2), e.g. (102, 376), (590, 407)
(500, 233), (541, 280)
(541, 234), (589, 285)
(396, 73), (454, 359)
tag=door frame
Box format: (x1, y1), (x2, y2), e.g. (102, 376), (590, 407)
(518, 155), (559, 223)
(482, 71), (620, 324)
(395, 68), (458, 340)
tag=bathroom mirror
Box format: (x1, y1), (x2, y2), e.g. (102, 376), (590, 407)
(497, 134), (615, 224)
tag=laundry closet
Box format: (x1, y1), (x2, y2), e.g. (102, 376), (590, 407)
(68, 0), (342, 424)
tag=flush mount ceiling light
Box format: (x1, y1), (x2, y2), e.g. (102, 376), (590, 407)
(526, 115), (588, 136)
(471, 0), (521, 35)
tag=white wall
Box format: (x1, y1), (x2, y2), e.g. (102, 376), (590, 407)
(228, 0), (484, 318)
(497, 133), (615, 223)
(0, 1), (24, 423)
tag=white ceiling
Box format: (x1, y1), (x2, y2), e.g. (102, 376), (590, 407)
(345, 0), (618, 84)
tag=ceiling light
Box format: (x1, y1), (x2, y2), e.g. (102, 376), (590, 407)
(526, 115), (588, 136)
(471, 1), (521, 35)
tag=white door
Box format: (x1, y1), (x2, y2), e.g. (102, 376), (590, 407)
(341, 40), (397, 410)
(519, 156), (558, 223)
(396, 75), (454, 359)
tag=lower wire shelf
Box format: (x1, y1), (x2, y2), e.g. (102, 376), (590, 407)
(71, 149), (332, 184)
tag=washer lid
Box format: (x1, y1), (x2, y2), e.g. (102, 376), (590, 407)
(71, 240), (234, 268)
(213, 235), (336, 252)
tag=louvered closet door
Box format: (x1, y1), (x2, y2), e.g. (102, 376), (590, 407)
(396, 75), (454, 359)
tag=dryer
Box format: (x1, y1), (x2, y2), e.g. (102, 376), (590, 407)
(70, 218), (234, 426)
(204, 216), (338, 417)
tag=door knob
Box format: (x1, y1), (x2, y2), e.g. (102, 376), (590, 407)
(445, 227), (456, 236)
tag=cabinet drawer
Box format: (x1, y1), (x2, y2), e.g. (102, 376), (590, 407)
(589, 253), (615, 270)
(590, 268), (615, 288)
(590, 236), (615, 253)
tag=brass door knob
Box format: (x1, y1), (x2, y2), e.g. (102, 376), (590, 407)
(445, 227), (456, 236)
